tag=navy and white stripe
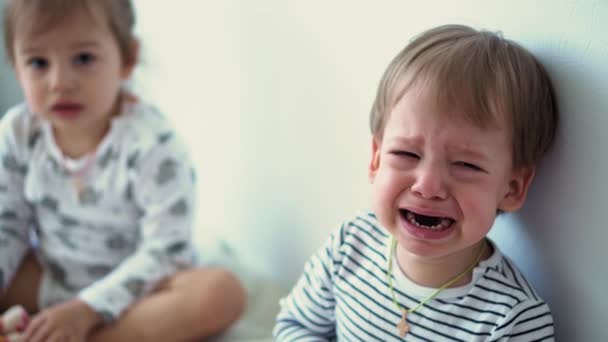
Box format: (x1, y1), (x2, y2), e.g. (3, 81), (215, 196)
(274, 212), (554, 341)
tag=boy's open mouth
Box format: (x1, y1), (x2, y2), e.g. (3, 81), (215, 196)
(400, 209), (455, 231)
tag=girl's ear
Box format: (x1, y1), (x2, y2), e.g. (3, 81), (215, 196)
(121, 39), (140, 79)
(368, 137), (381, 183)
(498, 166), (536, 212)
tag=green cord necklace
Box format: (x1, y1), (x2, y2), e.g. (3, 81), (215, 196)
(386, 238), (486, 337)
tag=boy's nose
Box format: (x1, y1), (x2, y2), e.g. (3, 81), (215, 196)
(49, 65), (76, 93)
(411, 162), (448, 200)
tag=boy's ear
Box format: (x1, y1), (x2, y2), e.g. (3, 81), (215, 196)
(121, 39), (140, 79)
(368, 137), (381, 183)
(498, 166), (536, 212)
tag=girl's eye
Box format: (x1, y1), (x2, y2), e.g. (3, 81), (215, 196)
(74, 52), (96, 65)
(454, 161), (484, 172)
(27, 57), (48, 69)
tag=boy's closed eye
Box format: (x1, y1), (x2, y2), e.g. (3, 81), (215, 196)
(389, 150), (420, 159)
(385, 150), (420, 169)
(387, 150), (487, 172)
(453, 161), (486, 172)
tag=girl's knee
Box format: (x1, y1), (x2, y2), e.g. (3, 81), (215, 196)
(173, 267), (246, 321)
(173, 267), (242, 293)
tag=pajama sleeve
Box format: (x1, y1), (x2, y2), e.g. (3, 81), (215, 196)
(78, 132), (196, 321)
(0, 108), (34, 293)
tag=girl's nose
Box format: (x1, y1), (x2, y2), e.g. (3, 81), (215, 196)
(410, 162), (448, 200)
(50, 65), (76, 93)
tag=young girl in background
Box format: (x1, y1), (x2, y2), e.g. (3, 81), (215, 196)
(0, 0), (245, 341)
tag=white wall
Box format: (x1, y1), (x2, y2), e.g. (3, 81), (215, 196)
(1, 1), (605, 340)
(133, 1), (607, 340)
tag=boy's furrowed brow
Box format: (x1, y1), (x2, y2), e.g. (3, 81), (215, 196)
(449, 146), (491, 161)
(386, 136), (423, 147)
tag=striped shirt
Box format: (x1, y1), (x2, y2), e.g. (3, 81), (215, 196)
(274, 212), (554, 341)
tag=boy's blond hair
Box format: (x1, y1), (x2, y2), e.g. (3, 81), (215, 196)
(370, 24), (558, 168)
(3, 0), (137, 65)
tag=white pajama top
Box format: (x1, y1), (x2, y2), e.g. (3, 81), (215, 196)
(0, 100), (196, 321)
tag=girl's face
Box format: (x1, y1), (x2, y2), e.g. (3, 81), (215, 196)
(369, 84), (534, 264)
(12, 5), (134, 143)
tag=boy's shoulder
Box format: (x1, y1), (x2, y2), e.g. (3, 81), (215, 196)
(335, 210), (390, 244)
(469, 245), (554, 337)
(326, 210), (391, 262)
(474, 241), (547, 305)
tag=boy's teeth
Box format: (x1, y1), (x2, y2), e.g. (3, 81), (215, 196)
(405, 211), (452, 231)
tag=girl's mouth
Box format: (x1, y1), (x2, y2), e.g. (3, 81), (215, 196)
(51, 102), (83, 118)
(400, 209), (455, 231)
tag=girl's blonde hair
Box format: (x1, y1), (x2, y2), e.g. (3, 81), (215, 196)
(3, 0), (137, 65)
(370, 24), (558, 168)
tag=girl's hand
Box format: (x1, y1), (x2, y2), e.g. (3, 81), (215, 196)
(22, 299), (102, 342)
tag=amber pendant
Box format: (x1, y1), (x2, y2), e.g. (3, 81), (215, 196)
(397, 310), (409, 337)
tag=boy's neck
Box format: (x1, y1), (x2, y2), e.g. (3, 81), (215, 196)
(395, 240), (490, 288)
